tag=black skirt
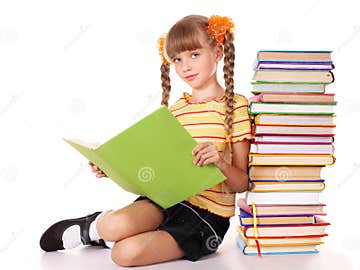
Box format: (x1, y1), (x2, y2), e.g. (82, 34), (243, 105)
(133, 195), (230, 261)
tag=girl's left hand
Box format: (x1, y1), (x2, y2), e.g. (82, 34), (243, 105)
(192, 142), (225, 168)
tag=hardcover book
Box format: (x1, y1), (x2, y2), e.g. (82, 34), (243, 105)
(64, 106), (226, 209)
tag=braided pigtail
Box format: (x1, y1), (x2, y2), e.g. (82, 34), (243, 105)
(160, 63), (171, 107)
(223, 31), (235, 164)
(158, 34), (172, 107)
(207, 15), (236, 164)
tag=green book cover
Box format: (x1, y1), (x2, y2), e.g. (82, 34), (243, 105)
(63, 105), (226, 209)
(249, 101), (336, 115)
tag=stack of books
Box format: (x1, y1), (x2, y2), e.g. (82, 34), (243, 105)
(236, 50), (335, 255)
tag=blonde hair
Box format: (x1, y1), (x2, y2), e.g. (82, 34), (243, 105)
(160, 15), (236, 163)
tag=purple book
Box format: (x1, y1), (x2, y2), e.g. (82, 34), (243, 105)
(239, 208), (316, 226)
(255, 61), (335, 70)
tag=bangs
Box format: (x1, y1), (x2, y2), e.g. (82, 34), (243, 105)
(165, 16), (212, 60)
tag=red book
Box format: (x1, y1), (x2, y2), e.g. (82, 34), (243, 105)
(252, 124), (335, 136)
(239, 216), (330, 238)
(237, 198), (326, 216)
(249, 92), (335, 103)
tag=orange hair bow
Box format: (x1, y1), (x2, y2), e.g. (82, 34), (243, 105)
(157, 33), (170, 65)
(207, 15), (235, 46)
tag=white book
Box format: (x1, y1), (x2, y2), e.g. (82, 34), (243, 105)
(249, 102), (336, 115)
(246, 191), (320, 205)
(251, 83), (326, 94)
(248, 153), (335, 166)
(254, 125), (335, 136)
(257, 62), (333, 70)
(254, 114), (334, 125)
(253, 135), (333, 144)
(250, 143), (334, 154)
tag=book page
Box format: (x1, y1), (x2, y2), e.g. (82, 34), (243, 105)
(65, 138), (101, 149)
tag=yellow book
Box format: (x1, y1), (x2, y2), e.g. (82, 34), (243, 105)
(237, 226), (324, 247)
(249, 166), (322, 180)
(249, 181), (326, 192)
(249, 153), (335, 166)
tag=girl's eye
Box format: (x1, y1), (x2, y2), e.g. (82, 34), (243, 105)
(173, 58), (181, 63)
(191, 53), (199, 59)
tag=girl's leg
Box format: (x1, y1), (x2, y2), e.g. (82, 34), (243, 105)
(39, 199), (165, 251)
(96, 199), (165, 242)
(111, 230), (185, 267)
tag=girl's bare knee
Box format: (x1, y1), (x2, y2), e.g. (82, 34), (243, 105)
(111, 241), (141, 267)
(96, 201), (164, 242)
(96, 212), (132, 242)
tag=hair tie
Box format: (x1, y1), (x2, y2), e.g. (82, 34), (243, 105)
(224, 134), (232, 143)
(183, 92), (191, 102)
(157, 33), (170, 65)
(207, 15), (235, 46)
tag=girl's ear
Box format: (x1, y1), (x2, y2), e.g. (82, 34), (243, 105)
(214, 46), (224, 62)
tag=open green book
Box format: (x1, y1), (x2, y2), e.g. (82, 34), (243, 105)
(63, 106), (226, 209)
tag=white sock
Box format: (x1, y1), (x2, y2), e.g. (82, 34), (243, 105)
(105, 241), (114, 249)
(89, 210), (114, 248)
(62, 210), (112, 249)
(93, 210), (115, 248)
(89, 211), (104, 241)
(62, 225), (82, 249)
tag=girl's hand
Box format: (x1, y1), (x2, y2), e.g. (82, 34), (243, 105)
(192, 142), (226, 169)
(88, 161), (108, 178)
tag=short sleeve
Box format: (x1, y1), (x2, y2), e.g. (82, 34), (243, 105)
(231, 94), (252, 143)
(169, 97), (186, 114)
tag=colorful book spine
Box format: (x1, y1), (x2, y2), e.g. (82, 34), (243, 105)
(236, 50), (336, 256)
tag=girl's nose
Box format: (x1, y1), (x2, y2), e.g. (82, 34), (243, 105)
(182, 59), (192, 72)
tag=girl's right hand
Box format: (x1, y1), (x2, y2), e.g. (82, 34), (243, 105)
(88, 161), (108, 178)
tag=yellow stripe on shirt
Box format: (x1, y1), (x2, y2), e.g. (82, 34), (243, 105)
(169, 92), (252, 217)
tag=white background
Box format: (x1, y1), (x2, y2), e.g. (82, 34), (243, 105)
(0, 0), (359, 269)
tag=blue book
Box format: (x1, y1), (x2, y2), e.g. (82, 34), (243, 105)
(236, 235), (319, 256)
(256, 50), (332, 62)
(249, 179), (325, 183)
(239, 209), (316, 226)
(248, 179), (326, 192)
(254, 60), (334, 71)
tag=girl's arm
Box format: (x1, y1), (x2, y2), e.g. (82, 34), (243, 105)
(215, 140), (250, 193)
(192, 140), (250, 193)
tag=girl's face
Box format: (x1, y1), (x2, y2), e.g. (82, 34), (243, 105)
(172, 45), (223, 89)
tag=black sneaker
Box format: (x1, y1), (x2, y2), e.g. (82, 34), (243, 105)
(39, 211), (108, 251)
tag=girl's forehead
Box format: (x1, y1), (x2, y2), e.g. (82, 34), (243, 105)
(177, 48), (201, 54)
(173, 46), (212, 56)
(166, 30), (214, 58)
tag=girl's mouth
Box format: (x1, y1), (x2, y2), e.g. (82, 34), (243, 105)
(185, 73), (198, 81)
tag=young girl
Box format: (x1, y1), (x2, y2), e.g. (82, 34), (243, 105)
(40, 14), (252, 267)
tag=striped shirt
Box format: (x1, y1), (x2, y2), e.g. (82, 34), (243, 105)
(169, 92), (252, 217)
